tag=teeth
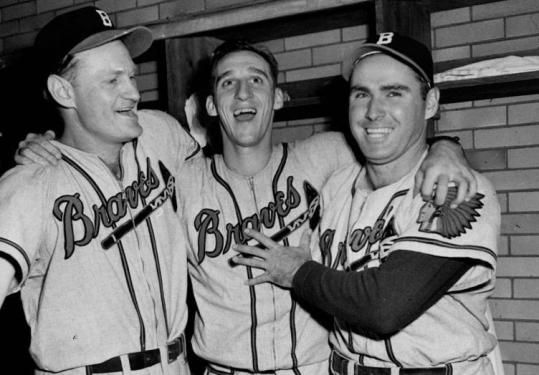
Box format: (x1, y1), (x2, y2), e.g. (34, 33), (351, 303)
(234, 108), (256, 116)
(366, 128), (391, 135)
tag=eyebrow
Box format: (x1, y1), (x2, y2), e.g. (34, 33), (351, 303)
(216, 66), (271, 84)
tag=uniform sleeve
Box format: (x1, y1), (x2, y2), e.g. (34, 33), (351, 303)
(138, 110), (201, 173)
(294, 132), (356, 182)
(392, 173), (500, 290)
(0, 166), (50, 293)
(293, 252), (476, 339)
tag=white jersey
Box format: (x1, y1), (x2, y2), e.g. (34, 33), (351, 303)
(0, 110), (199, 374)
(180, 132), (354, 373)
(317, 153), (500, 375)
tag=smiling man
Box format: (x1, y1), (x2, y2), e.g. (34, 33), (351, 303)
(0, 7), (198, 374)
(232, 33), (501, 375)
(178, 40), (482, 375)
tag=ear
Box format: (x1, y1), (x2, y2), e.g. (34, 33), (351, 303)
(47, 74), (75, 108)
(424, 87), (440, 120)
(205, 95), (218, 117)
(273, 87), (284, 110)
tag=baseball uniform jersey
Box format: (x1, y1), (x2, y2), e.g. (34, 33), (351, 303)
(316, 152), (500, 375)
(179, 132), (355, 374)
(0, 110), (199, 374)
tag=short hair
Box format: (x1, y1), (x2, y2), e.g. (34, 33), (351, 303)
(209, 40), (279, 90)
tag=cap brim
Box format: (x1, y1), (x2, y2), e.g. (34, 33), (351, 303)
(343, 43), (432, 86)
(69, 26), (153, 58)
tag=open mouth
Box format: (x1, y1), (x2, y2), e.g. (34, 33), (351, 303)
(233, 107), (257, 121)
(365, 128), (391, 138)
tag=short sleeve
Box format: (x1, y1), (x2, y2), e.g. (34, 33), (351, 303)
(391, 173), (500, 290)
(292, 132), (356, 181)
(0, 166), (50, 292)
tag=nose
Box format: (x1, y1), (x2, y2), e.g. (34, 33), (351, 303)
(365, 96), (384, 121)
(235, 80), (252, 100)
(122, 76), (140, 103)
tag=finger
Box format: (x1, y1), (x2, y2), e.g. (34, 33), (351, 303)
(30, 138), (62, 160)
(420, 170), (436, 202)
(450, 178), (467, 208)
(25, 144), (60, 165)
(299, 229), (312, 249)
(17, 148), (55, 166)
(230, 255), (266, 269)
(244, 228), (279, 249)
(433, 175), (449, 206)
(44, 130), (57, 140)
(232, 244), (268, 259)
(245, 274), (272, 286)
(463, 170), (478, 201)
(24, 132), (40, 141)
(413, 169), (424, 197)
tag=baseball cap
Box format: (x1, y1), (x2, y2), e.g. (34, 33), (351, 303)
(34, 6), (153, 75)
(344, 32), (434, 88)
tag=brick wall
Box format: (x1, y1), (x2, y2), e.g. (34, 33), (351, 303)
(432, 1), (539, 374)
(1, 0), (538, 374)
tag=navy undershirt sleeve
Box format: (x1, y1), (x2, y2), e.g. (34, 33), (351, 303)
(292, 250), (476, 339)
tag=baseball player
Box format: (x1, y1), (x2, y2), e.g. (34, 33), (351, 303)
(232, 33), (501, 374)
(0, 7), (198, 375)
(14, 39), (479, 374)
(178, 40), (480, 375)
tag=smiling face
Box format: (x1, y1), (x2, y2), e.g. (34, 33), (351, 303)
(348, 53), (438, 172)
(206, 50), (283, 152)
(63, 40), (142, 150)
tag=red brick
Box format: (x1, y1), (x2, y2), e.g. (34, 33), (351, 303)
(503, 363), (515, 375)
(140, 90), (158, 103)
(499, 235), (509, 256)
(19, 12), (54, 33)
(432, 45), (470, 63)
(313, 40), (362, 66)
(517, 364), (539, 375)
(506, 13), (539, 38)
(435, 19), (503, 48)
(500, 213), (539, 234)
(497, 193), (507, 213)
(475, 125), (539, 149)
(509, 147), (539, 169)
(285, 30), (340, 50)
(437, 106), (506, 132)
(259, 39), (285, 54)
(159, 0), (204, 19)
(342, 24), (368, 42)
(0, 19), (19, 38)
(472, 36), (539, 57)
(511, 235), (539, 255)
(285, 64), (340, 82)
(3, 31), (35, 52)
(95, 0), (136, 13)
(0, 0), (18, 8)
(465, 149), (506, 171)
(509, 192), (539, 212)
(509, 102), (539, 125)
(205, 0), (249, 11)
(473, 0), (539, 20)
(497, 257), (539, 277)
(497, 341), (539, 364)
(2, 2), (36, 22)
(431, 7), (470, 28)
(136, 72), (158, 92)
(493, 319), (514, 340)
(36, 0), (73, 13)
(274, 49), (311, 71)
(116, 6), (158, 27)
(514, 280), (539, 298)
(492, 278), (512, 298)
(490, 299), (539, 320)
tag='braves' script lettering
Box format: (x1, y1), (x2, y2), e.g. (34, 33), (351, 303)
(54, 161), (161, 259)
(194, 176), (301, 264)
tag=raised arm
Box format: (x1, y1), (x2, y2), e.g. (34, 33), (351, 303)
(14, 130), (61, 166)
(419, 137), (476, 208)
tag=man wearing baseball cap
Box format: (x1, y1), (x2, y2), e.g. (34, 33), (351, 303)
(233, 32), (501, 374)
(0, 6), (198, 374)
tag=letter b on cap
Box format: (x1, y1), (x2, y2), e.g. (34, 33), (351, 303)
(376, 32), (394, 45)
(96, 9), (112, 27)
